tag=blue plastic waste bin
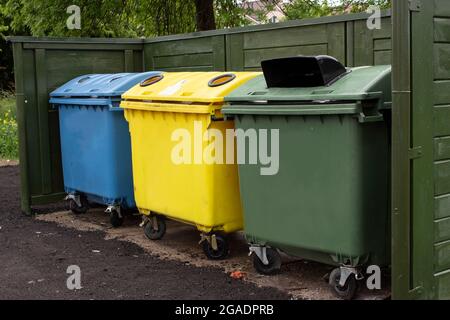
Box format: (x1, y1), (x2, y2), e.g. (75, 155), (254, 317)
(50, 72), (161, 227)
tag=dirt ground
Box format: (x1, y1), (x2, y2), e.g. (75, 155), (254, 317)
(0, 164), (390, 300)
(0, 159), (18, 167)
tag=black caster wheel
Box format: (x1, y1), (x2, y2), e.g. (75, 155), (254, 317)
(252, 247), (282, 275)
(329, 268), (358, 300)
(202, 234), (229, 260)
(68, 195), (89, 215)
(109, 209), (124, 228)
(144, 215), (166, 240)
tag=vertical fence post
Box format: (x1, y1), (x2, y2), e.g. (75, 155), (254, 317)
(12, 42), (32, 215)
(391, 0), (415, 300)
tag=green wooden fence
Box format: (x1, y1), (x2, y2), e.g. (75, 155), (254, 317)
(143, 11), (392, 72)
(9, 12), (392, 216)
(9, 37), (144, 213)
(392, 0), (450, 300)
(9, 3), (450, 300)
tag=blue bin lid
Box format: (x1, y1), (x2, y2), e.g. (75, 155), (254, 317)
(50, 72), (162, 99)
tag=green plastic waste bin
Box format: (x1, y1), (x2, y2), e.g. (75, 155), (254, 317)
(222, 56), (391, 300)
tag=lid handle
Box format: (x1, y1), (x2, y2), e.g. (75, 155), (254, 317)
(261, 55), (349, 88)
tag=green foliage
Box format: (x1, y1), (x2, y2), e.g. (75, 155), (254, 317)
(284, 0), (391, 20)
(0, 0), (253, 38)
(2, 0), (136, 37)
(284, 0), (334, 20)
(0, 39), (13, 91)
(248, 1), (278, 25)
(0, 0), (393, 37)
(339, 0), (391, 13)
(1, 0), (26, 91)
(131, 0), (197, 36)
(0, 0), (391, 89)
(0, 91), (15, 116)
(215, 0), (250, 29)
(0, 91), (18, 160)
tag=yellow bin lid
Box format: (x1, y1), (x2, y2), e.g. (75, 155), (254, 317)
(121, 72), (261, 104)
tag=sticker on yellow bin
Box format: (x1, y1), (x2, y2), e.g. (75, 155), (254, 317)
(121, 72), (261, 260)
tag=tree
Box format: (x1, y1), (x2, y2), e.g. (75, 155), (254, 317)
(195, 0), (216, 31)
(339, 0), (391, 13)
(1, 0), (25, 91)
(0, 0), (392, 90)
(284, 0), (391, 20)
(215, 0), (249, 29)
(0, 0), (250, 38)
(284, 0), (333, 20)
(132, 0), (197, 36)
(2, 0), (137, 37)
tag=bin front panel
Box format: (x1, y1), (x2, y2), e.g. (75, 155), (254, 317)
(120, 71), (260, 232)
(234, 112), (390, 265)
(223, 65), (392, 266)
(58, 104), (135, 207)
(125, 108), (243, 233)
(51, 72), (161, 208)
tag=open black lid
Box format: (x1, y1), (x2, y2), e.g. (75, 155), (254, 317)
(261, 55), (349, 88)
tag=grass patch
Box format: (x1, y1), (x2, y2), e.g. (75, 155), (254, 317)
(0, 91), (18, 160)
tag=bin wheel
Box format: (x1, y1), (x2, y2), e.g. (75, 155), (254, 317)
(144, 215), (166, 240)
(202, 234), (229, 260)
(252, 248), (282, 275)
(329, 268), (358, 300)
(109, 209), (124, 228)
(69, 195), (89, 215)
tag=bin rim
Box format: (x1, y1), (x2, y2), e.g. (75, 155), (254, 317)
(120, 100), (219, 115)
(224, 65), (392, 104)
(121, 72), (261, 104)
(50, 71), (162, 99)
(50, 96), (120, 106)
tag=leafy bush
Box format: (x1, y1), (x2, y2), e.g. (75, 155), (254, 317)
(0, 92), (18, 159)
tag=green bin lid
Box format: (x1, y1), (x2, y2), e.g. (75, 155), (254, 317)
(223, 65), (391, 116)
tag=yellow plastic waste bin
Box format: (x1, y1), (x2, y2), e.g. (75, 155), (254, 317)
(121, 72), (261, 259)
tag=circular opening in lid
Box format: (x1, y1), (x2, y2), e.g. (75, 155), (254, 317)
(140, 74), (164, 87)
(208, 74), (236, 87)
